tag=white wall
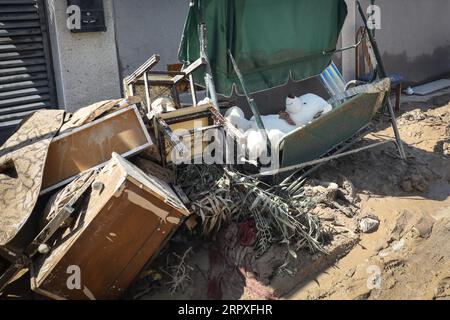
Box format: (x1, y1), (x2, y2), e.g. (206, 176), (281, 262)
(46, 0), (121, 112)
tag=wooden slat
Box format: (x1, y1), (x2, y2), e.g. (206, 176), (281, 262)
(0, 1), (37, 4)
(0, 118), (21, 128)
(0, 6), (37, 14)
(0, 109), (35, 122)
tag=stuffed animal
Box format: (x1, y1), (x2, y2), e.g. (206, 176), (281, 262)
(245, 128), (286, 160)
(225, 106), (252, 133)
(224, 93), (333, 161)
(245, 129), (266, 160)
(249, 114), (296, 134)
(287, 93), (333, 127)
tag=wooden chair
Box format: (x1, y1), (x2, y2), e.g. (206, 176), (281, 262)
(123, 54), (206, 113)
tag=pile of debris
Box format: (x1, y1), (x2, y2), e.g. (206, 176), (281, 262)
(0, 97), (191, 299)
(126, 168), (364, 300)
(0, 90), (363, 300)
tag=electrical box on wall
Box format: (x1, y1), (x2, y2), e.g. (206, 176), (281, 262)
(67, 0), (106, 33)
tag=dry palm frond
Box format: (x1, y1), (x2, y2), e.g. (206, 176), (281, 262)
(227, 169), (325, 255)
(176, 165), (326, 255)
(177, 165), (239, 236)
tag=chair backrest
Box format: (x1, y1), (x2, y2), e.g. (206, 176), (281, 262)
(319, 61), (346, 97)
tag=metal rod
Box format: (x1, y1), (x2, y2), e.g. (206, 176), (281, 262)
(356, 1), (406, 160)
(253, 140), (394, 177)
(323, 33), (366, 55)
(280, 126), (369, 186)
(143, 71), (151, 113)
(198, 22), (219, 110)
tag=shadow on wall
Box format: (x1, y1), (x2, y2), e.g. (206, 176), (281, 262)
(0, 127), (15, 146)
(382, 45), (450, 86)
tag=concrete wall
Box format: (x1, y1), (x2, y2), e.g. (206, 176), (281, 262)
(111, 0), (331, 115)
(46, 0), (449, 112)
(112, 0), (189, 78)
(46, 0), (121, 112)
(355, 0), (450, 84)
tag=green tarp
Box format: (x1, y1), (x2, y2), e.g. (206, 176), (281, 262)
(179, 0), (348, 96)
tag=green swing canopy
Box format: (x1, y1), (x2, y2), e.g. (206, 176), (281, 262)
(178, 0), (348, 96)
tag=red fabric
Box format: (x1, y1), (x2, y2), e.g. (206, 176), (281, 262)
(238, 219), (257, 247)
(207, 220), (277, 300)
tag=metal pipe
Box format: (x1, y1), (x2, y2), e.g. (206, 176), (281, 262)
(253, 140), (394, 178)
(356, 1), (406, 160)
(198, 20), (219, 110)
(143, 71), (151, 113)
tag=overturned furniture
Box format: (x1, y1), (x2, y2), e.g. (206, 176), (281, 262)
(178, 0), (406, 180)
(42, 104), (152, 193)
(0, 100), (156, 297)
(123, 53), (243, 167)
(30, 153), (190, 300)
(153, 102), (228, 166)
(123, 54), (206, 111)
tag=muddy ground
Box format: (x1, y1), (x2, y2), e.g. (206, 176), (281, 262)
(289, 93), (450, 300)
(131, 90), (450, 301)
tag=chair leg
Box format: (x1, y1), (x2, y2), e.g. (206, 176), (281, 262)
(395, 83), (402, 112)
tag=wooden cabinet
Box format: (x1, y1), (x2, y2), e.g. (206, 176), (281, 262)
(31, 153), (190, 300)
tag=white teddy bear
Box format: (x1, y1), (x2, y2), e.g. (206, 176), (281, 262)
(225, 93), (333, 161)
(225, 106), (252, 133)
(249, 114), (296, 134)
(287, 94), (333, 127)
(244, 128), (287, 161)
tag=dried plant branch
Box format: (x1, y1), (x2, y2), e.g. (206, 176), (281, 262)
(176, 165), (327, 256)
(160, 247), (194, 295)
